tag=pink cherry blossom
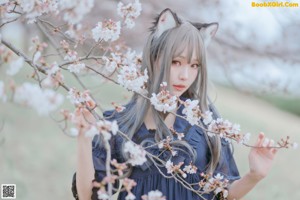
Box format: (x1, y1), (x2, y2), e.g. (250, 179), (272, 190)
(117, 65), (148, 94)
(201, 173), (229, 198)
(124, 141), (147, 166)
(150, 83), (177, 113)
(14, 82), (64, 116)
(59, 0), (94, 25)
(182, 99), (201, 126)
(19, 0), (58, 24)
(183, 163), (197, 174)
(117, 0), (142, 29)
(97, 120), (119, 135)
(92, 19), (121, 42)
(67, 88), (95, 109)
(42, 62), (64, 88)
(207, 118), (241, 139)
(67, 62), (86, 74)
(6, 56), (24, 76)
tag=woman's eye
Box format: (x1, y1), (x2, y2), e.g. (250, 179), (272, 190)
(172, 60), (181, 66)
(191, 64), (200, 69)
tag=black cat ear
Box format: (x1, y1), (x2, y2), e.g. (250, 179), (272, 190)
(192, 22), (218, 47)
(153, 8), (180, 38)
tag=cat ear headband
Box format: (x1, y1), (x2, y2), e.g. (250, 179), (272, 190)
(151, 8), (218, 47)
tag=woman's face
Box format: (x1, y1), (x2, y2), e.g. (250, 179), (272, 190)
(169, 48), (199, 97)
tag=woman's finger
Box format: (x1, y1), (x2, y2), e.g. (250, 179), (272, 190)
(262, 137), (270, 147)
(271, 148), (278, 155)
(256, 132), (265, 147)
(269, 139), (275, 147)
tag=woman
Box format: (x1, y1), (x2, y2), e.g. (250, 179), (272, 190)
(72, 8), (277, 200)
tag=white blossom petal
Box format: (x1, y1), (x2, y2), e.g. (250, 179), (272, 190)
(124, 141), (147, 166)
(14, 82), (64, 116)
(6, 56), (24, 76)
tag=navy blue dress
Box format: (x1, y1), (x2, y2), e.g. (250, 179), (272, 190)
(72, 103), (240, 200)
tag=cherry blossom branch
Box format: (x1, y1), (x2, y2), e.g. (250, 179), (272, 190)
(85, 65), (118, 84)
(58, 56), (104, 68)
(85, 40), (103, 58)
(37, 18), (67, 29)
(40, 37), (296, 152)
(105, 127), (217, 199)
(85, 62), (296, 150)
(1, 38), (70, 91)
(71, 73), (105, 113)
(42, 52), (64, 58)
(34, 22), (105, 113)
(148, 155), (207, 200)
(36, 21), (61, 52)
(6, 2), (21, 15)
(0, 17), (20, 28)
(37, 18), (75, 44)
(101, 128), (208, 199)
(175, 174), (207, 200)
(1, 39), (46, 74)
(1, 26), (106, 129)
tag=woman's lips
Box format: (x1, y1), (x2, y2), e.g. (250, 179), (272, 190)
(173, 85), (186, 91)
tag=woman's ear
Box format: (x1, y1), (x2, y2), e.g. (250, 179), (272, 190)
(153, 8), (179, 38)
(192, 22), (219, 47)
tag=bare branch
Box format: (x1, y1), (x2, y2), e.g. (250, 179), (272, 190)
(36, 21), (61, 53)
(0, 17), (20, 28)
(59, 56), (104, 68)
(85, 40), (103, 58)
(37, 18), (76, 44)
(1, 39), (47, 74)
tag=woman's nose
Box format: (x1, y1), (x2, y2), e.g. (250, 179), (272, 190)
(179, 66), (189, 80)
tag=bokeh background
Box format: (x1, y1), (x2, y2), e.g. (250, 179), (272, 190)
(1, 0), (300, 199)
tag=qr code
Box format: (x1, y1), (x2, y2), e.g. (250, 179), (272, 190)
(1, 184), (16, 199)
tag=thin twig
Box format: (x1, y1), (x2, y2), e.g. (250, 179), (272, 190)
(85, 40), (102, 58)
(35, 22), (103, 111)
(36, 21), (61, 53)
(0, 17), (20, 28)
(31, 51), (43, 87)
(38, 18), (76, 44)
(59, 56), (104, 67)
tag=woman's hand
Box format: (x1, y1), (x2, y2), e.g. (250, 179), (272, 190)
(227, 132), (278, 199)
(74, 107), (96, 130)
(248, 132), (278, 181)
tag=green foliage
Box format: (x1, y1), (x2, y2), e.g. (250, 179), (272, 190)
(260, 95), (300, 116)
